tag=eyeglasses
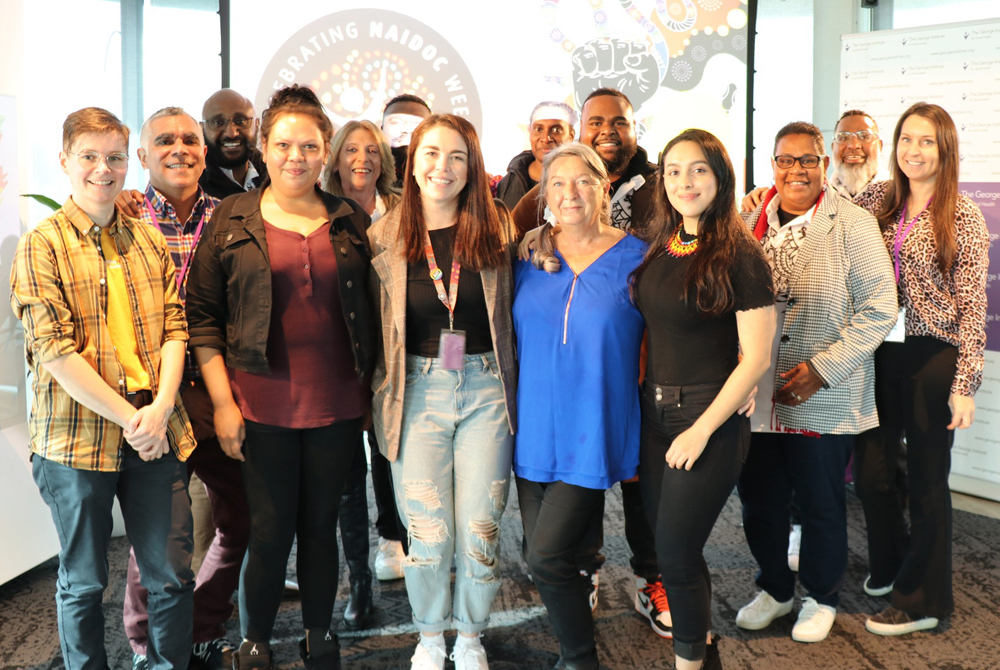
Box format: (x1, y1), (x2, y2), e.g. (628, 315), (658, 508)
(204, 115), (255, 130)
(773, 154), (823, 169)
(833, 130), (878, 143)
(68, 151), (129, 170)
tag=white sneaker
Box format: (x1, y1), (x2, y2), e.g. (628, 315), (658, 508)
(450, 634), (489, 670)
(581, 569), (599, 613)
(375, 538), (405, 581)
(735, 590), (793, 630)
(791, 597), (837, 643)
(410, 635), (447, 670)
(788, 524), (802, 572)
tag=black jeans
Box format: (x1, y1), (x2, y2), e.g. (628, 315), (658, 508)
(854, 337), (958, 618)
(368, 430), (407, 548)
(238, 417), (362, 641)
(576, 479), (659, 582)
(639, 381), (747, 662)
(517, 476), (605, 665)
(738, 431), (855, 608)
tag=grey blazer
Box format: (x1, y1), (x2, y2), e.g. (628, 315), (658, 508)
(745, 191), (897, 434)
(367, 208), (518, 461)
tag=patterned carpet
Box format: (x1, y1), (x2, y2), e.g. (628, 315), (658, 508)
(2, 484), (1000, 670)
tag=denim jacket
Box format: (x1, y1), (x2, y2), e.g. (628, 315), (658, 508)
(186, 186), (375, 379)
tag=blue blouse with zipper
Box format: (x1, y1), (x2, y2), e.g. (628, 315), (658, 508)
(512, 234), (647, 490)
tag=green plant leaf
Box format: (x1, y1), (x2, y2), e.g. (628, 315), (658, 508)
(22, 193), (61, 211)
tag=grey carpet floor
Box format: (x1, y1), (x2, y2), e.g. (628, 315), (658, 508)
(2, 484), (999, 670)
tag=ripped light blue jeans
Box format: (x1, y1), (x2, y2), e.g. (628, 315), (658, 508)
(391, 352), (514, 634)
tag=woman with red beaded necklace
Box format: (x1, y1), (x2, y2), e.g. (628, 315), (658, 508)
(631, 129), (776, 670)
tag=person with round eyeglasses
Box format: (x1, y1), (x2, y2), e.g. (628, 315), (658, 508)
(735, 121), (897, 645)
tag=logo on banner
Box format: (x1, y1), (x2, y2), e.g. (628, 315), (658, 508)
(255, 9), (482, 130)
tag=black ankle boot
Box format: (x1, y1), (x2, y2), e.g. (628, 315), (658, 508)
(702, 637), (723, 670)
(299, 629), (341, 670)
(234, 640), (271, 670)
(343, 573), (373, 630)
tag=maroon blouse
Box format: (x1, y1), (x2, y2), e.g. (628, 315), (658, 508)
(230, 220), (368, 428)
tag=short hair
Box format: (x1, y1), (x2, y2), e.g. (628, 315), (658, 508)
(532, 143), (611, 272)
(836, 109), (879, 135)
(583, 87), (633, 113)
(773, 121), (825, 156)
(63, 107), (130, 152)
(324, 119), (398, 199)
(260, 85), (334, 145)
(383, 94), (431, 115)
(528, 101), (578, 127)
(139, 106), (199, 149)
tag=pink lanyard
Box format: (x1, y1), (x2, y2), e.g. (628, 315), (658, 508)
(422, 229), (461, 331)
(145, 199), (207, 291)
(893, 198), (932, 285)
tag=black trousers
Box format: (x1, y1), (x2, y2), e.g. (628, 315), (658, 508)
(517, 476), (605, 665)
(854, 337), (958, 618)
(738, 431), (855, 608)
(576, 479), (659, 582)
(639, 381), (747, 662)
(239, 417), (362, 641)
(338, 434), (372, 581)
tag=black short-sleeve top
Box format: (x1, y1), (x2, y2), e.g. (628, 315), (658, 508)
(636, 231), (775, 386)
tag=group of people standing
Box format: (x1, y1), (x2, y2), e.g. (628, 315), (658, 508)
(10, 74), (987, 670)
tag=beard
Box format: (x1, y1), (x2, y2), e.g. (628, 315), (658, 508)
(832, 154), (878, 197)
(603, 143), (638, 177)
(206, 136), (251, 169)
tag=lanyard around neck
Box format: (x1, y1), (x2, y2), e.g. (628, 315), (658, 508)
(145, 198), (207, 292)
(893, 197), (932, 285)
(422, 228), (461, 331)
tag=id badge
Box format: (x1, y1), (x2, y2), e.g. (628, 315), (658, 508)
(886, 308), (906, 343)
(438, 329), (467, 370)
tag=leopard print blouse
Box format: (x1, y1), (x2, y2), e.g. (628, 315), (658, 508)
(855, 180), (989, 396)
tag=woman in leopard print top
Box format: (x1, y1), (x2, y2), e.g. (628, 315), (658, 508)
(852, 102), (989, 637)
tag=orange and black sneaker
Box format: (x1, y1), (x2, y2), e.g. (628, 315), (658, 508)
(634, 576), (673, 639)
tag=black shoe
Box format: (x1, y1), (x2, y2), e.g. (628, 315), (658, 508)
(552, 657), (599, 670)
(191, 638), (236, 670)
(344, 574), (374, 630)
(234, 640), (271, 670)
(702, 637), (723, 670)
(299, 629), (342, 670)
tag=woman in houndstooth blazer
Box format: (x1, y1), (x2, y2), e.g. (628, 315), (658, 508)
(735, 122), (897, 645)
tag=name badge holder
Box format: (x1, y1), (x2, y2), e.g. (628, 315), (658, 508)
(886, 307), (906, 343)
(424, 231), (466, 370)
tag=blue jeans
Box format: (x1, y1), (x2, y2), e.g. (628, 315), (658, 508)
(33, 449), (193, 670)
(391, 352), (514, 634)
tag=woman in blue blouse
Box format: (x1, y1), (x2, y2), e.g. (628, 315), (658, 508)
(513, 142), (645, 670)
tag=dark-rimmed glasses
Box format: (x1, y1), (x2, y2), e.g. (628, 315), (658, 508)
(203, 115), (255, 130)
(773, 154), (823, 169)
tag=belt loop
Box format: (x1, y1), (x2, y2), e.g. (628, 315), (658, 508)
(422, 357), (433, 374)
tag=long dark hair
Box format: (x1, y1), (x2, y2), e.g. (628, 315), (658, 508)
(398, 114), (508, 270)
(631, 128), (763, 316)
(877, 102), (959, 275)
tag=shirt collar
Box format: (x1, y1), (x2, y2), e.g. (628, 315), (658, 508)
(220, 161), (261, 191)
(144, 183), (209, 230)
(63, 197), (128, 237)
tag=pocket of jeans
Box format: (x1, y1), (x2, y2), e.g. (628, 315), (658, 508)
(678, 397), (711, 423)
(404, 368), (421, 387)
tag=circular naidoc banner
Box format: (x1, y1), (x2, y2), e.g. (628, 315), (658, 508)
(255, 9), (482, 130)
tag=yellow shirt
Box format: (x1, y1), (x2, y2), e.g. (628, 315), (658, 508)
(101, 227), (151, 392)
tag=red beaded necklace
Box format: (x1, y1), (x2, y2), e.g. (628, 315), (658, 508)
(665, 225), (698, 257)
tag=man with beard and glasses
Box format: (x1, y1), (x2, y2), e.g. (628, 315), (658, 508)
(513, 88), (668, 642)
(199, 89), (265, 200)
(743, 109), (883, 211)
(511, 87), (656, 238)
(381, 93), (431, 188)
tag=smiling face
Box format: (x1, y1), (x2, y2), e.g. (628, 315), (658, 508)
(896, 113), (940, 187)
(412, 125), (468, 207)
(530, 119), (574, 163)
(663, 141), (718, 231)
(336, 127), (382, 194)
(61, 131), (128, 224)
(138, 114), (206, 200)
(261, 113), (328, 198)
(202, 90), (258, 168)
(772, 133), (829, 215)
(544, 154), (608, 229)
(580, 95), (638, 177)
